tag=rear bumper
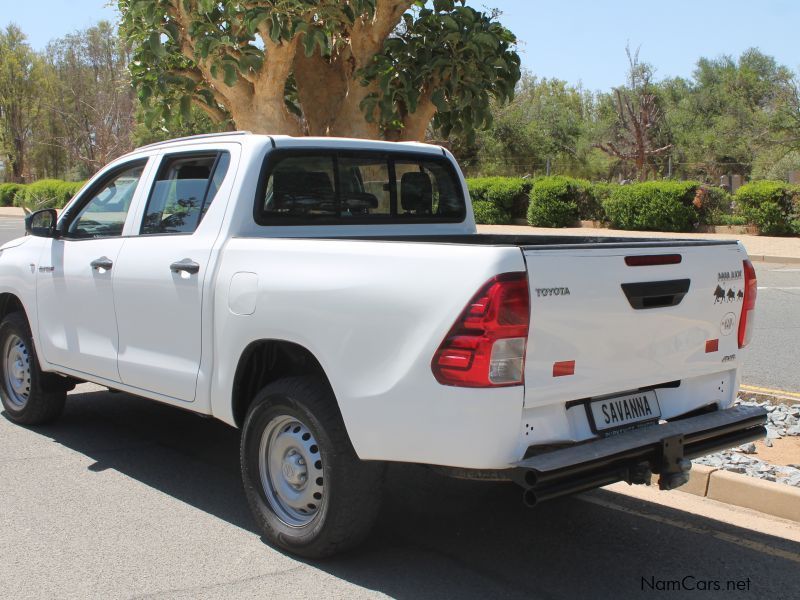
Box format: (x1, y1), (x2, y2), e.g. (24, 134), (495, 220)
(513, 405), (767, 505)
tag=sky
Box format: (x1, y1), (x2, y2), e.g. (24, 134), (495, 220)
(2, 0), (799, 91)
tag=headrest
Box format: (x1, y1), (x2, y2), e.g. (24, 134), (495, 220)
(273, 170), (333, 196)
(401, 172), (433, 214)
(177, 165), (211, 180)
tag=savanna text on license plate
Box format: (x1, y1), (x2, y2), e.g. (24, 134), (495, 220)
(589, 390), (661, 433)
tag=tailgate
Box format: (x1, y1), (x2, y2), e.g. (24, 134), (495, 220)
(522, 241), (747, 408)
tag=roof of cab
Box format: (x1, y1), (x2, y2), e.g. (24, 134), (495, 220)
(132, 131), (444, 156)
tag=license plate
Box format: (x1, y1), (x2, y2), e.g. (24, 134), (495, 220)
(588, 390), (661, 433)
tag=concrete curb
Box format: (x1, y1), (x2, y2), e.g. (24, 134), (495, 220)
(671, 464), (800, 522)
(748, 254), (800, 265)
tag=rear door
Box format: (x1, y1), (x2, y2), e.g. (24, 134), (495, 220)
(522, 242), (747, 409)
(111, 148), (235, 401)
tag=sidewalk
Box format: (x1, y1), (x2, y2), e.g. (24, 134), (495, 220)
(478, 224), (800, 263)
(0, 207), (24, 218)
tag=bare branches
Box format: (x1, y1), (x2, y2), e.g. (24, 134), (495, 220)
(596, 48), (671, 180)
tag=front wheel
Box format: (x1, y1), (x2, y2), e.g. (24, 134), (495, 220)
(240, 376), (384, 558)
(0, 311), (66, 425)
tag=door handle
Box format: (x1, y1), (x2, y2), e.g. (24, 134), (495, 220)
(170, 258), (200, 275)
(90, 257), (113, 271)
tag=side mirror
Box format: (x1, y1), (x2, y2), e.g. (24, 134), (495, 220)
(24, 208), (59, 238)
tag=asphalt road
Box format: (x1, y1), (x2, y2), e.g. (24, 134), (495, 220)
(1, 385), (798, 600)
(741, 262), (800, 393)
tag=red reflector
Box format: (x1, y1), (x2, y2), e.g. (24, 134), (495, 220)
(625, 254), (682, 267)
(553, 360), (575, 377)
(436, 349), (473, 369)
(705, 339), (719, 353)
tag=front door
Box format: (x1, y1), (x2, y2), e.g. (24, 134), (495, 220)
(36, 161), (148, 381)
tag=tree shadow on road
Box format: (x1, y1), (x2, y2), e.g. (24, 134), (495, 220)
(16, 387), (800, 600)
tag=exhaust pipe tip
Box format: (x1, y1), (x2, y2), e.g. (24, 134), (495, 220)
(522, 488), (538, 508)
(524, 470), (537, 487)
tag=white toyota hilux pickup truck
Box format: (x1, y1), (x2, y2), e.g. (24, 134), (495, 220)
(0, 133), (766, 557)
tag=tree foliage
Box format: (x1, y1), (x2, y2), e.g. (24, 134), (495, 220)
(0, 26), (48, 182)
(118, 0), (520, 140)
(458, 74), (604, 178)
(46, 22), (136, 174)
(456, 47), (800, 184)
(662, 49), (793, 180)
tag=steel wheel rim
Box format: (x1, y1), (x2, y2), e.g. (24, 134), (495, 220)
(258, 415), (325, 528)
(3, 334), (31, 409)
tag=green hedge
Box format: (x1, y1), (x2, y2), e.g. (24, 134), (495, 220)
(467, 175), (797, 235)
(467, 177), (530, 223)
(700, 186), (733, 226)
(603, 181), (699, 232)
(472, 200), (513, 225)
(527, 177), (580, 227)
(734, 181), (800, 236)
(0, 183), (24, 207)
(14, 179), (85, 210)
(467, 177), (530, 211)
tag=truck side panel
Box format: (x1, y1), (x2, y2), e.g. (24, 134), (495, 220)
(211, 238), (529, 469)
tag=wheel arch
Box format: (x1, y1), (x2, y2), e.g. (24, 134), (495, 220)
(231, 339), (335, 428)
(0, 292), (27, 325)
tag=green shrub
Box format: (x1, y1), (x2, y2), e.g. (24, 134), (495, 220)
(590, 182), (615, 210)
(734, 180), (799, 236)
(0, 183), (25, 207)
(701, 186), (733, 226)
(527, 177), (580, 227)
(602, 181), (699, 232)
(467, 177), (531, 218)
(572, 178), (606, 221)
(16, 179), (84, 209)
(472, 200), (512, 225)
(715, 214), (748, 226)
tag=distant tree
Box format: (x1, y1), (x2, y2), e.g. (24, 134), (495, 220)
(449, 72), (607, 177)
(662, 48), (793, 180)
(0, 25), (47, 182)
(118, 0), (521, 141)
(594, 47), (671, 181)
(770, 74), (800, 155)
(45, 22), (136, 176)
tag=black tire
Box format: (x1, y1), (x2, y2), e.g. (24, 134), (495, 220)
(0, 311), (66, 425)
(240, 376), (384, 558)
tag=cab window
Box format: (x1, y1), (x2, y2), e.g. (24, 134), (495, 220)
(140, 152), (230, 235)
(66, 162), (145, 238)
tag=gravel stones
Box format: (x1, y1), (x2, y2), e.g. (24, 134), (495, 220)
(691, 396), (800, 488)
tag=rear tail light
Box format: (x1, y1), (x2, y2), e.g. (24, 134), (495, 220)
(738, 259), (757, 349)
(432, 272), (529, 387)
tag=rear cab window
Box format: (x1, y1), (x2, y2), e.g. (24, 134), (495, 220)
(254, 150), (465, 225)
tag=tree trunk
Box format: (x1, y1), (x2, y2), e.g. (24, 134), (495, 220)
(229, 97), (303, 136)
(9, 135), (25, 183)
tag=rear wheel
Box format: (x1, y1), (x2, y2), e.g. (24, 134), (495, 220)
(240, 376), (384, 558)
(0, 312), (66, 425)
